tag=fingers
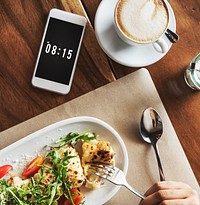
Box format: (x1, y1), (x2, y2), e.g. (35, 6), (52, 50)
(144, 181), (191, 196)
(139, 181), (200, 205)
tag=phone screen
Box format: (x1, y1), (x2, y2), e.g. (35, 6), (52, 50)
(35, 17), (84, 85)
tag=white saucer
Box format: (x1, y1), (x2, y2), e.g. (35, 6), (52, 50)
(94, 0), (176, 67)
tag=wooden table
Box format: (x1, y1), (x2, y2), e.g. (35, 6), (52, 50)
(0, 0), (200, 186)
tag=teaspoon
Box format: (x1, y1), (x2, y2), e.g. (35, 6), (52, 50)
(139, 107), (165, 181)
(165, 29), (179, 43)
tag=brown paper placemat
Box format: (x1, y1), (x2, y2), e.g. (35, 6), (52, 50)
(0, 68), (199, 204)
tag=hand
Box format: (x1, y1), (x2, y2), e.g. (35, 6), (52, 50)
(139, 181), (200, 205)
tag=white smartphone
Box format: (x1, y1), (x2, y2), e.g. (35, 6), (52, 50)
(32, 9), (87, 94)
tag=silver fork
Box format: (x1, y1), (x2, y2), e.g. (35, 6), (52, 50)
(89, 163), (145, 199)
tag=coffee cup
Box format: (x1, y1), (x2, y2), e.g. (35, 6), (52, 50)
(114, 0), (170, 53)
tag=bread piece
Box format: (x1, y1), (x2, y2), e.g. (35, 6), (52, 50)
(82, 140), (115, 189)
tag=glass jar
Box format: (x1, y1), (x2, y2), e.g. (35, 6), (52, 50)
(184, 53), (200, 90)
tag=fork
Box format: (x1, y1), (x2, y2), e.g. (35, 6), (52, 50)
(89, 163), (145, 199)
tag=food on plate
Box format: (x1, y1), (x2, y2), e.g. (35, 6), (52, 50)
(0, 131), (115, 204)
(82, 140), (115, 189)
(34, 145), (85, 188)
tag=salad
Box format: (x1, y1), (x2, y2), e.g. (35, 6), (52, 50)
(0, 131), (115, 205)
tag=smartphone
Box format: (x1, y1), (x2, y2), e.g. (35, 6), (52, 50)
(32, 9), (87, 94)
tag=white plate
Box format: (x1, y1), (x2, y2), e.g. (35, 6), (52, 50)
(94, 0), (176, 67)
(0, 116), (128, 205)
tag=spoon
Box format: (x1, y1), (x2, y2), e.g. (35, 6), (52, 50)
(165, 29), (179, 43)
(139, 107), (165, 181)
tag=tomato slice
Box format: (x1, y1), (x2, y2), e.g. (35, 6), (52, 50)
(59, 189), (83, 205)
(21, 156), (44, 178)
(0, 165), (13, 179)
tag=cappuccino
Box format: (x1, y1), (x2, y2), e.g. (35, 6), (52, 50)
(115, 0), (169, 43)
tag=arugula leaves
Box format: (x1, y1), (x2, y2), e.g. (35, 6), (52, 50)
(53, 131), (97, 148)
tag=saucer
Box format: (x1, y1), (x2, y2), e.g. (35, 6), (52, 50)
(94, 0), (176, 67)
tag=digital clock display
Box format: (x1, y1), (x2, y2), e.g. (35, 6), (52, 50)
(35, 17), (84, 85)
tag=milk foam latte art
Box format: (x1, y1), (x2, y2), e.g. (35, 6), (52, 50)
(115, 0), (169, 44)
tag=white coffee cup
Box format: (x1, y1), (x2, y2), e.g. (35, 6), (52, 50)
(114, 0), (170, 53)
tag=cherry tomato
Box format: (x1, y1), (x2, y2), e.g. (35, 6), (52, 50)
(22, 155), (44, 178)
(59, 189), (83, 205)
(0, 165), (13, 178)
